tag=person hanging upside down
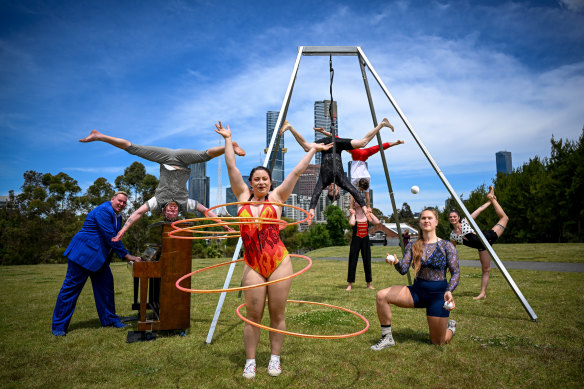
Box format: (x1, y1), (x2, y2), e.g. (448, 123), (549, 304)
(371, 208), (460, 350)
(280, 119), (393, 224)
(314, 125), (403, 211)
(346, 203), (381, 291)
(449, 186), (509, 300)
(215, 121), (332, 379)
(79, 129), (243, 240)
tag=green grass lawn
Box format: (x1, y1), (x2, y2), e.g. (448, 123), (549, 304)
(1, 249), (583, 388)
(307, 243), (584, 263)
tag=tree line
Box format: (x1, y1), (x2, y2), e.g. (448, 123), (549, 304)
(1, 130), (581, 265)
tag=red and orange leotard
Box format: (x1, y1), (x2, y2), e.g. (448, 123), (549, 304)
(238, 198), (289, 278)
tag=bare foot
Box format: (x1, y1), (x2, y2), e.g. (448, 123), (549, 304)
(79, 129), (102, 142)
(232, 141), (246, 157)
(396, 140), (404, 145)
(487, 186), (495, 201)
(346, 284), (352, 291)
(279, 120), (291, 136)
(380, 118), (394, 132)
(473, 294), (486, 300)
(366, 284), (375, 290)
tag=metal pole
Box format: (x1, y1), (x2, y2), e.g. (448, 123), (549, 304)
(206, 47), (305, 343)
(357, 55), (411, 285)
(357, 47), (537, 321)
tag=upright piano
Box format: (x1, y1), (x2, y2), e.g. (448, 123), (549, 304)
(129, 223), (192, 332)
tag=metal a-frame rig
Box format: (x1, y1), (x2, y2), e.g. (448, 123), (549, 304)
(205, 46), (537, 344)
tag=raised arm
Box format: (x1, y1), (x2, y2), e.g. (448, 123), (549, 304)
(272, 142), (333, 203)
(112, 202), (149, 242)
(314, 126), (332, 138)
(470, 201), (491, 219)
(280, 121), (311, 152)
(215, 121), (249, 200)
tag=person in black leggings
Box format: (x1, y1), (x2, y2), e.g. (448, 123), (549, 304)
(279, 119), (393, 224)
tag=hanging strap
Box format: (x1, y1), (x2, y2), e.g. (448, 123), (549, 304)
(329, 55), (338, 199)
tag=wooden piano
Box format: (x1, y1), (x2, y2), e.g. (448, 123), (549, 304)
(129, 223), (192, 332)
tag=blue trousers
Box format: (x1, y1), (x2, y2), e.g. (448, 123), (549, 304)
(52, 259), (120, 332)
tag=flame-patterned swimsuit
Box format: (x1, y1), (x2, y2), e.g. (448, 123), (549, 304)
(238, 196), (289, 278)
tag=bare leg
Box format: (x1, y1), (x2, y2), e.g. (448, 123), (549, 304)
(79, 130), (131, 149)
(266, 256), (293, 356)
(427, 316), (454, 345)
(375, 285), (414, 325)
(242, 266), (267, 360)
(280, 121), (310, 152)
(474, 250), (490, 300)
(488, 187), (509, 237)
(351, 118), (394, 149)
(206, 141), (246, 158)
(366, 282), (374, 290)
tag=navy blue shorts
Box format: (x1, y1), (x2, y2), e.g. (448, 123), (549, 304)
(407, 279), (450, 318)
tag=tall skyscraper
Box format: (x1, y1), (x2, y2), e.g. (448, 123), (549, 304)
(496, 151), (512, 174)
(225, 175), (249, 216)
(189, 162), (210, 209)
(314, 100), (338, 165)
(266, 110), (285, 186)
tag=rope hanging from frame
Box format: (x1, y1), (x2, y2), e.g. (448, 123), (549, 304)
(329, 55), (338, 200)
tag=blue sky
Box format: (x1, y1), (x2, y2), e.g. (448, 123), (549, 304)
(1, 0), (583, 215)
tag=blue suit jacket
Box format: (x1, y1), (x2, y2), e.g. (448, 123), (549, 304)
(64, 201), (130, 272)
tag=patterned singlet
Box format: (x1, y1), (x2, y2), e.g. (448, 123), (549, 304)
(237, 196), (289, 278)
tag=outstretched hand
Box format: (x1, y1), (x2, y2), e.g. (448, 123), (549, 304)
(112, 231), (125, 242)
(214, 121), (231, 139)
(307, 209), (315, 226)
(309, 142), (333, 152)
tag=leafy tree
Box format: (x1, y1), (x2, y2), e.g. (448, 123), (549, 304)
(324, 205), (349, 246)
(301, 223), (331, 250)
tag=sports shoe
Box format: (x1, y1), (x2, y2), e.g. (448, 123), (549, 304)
(447, 319), (457, 335)
(268, 359), (282, 377)
(370, 333), (395, 351)
(242, 363), (256, 379)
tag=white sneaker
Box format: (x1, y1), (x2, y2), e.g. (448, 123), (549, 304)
(370, 333), (395, 351)
(267, 359), (282, 377)
(447, 319), (457, 335)
(242, 363), (256, 379)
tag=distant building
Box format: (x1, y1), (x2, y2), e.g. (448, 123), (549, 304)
(314, 100), (338, 165)
(266, 110), (285, 186)
(496, 151), (512, 174)
(369, 223), (418, 246)
(189, 162), (210, 209)
(292, 164), (320, 196)
(225, 175), (249, 216)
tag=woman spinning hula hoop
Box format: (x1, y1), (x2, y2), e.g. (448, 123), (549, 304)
(448, 186), (509, 300)
(215, 121), (332, 379)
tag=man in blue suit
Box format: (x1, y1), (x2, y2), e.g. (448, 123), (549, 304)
(52, 191), (141, 336)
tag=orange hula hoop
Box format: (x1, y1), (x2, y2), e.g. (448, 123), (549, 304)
(205, 201), (310, 228)
(169, 216), (286, 240)
(175, 254), (313, 294)
(236, 300), (370, 339)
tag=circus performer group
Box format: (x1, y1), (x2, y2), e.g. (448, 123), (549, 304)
(52, 116), (509, 379)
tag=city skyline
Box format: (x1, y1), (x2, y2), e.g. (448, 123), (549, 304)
(2, 1), (582, 215)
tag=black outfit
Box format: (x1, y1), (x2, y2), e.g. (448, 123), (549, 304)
(309, 137), (366, 210)
(347, 221), (372, 283)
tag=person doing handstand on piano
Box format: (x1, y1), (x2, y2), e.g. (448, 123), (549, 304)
(215, 121), (332, 379)
(79, 129), (241, 240)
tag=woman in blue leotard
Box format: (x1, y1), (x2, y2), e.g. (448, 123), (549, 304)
(371, 208), (460, 349)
